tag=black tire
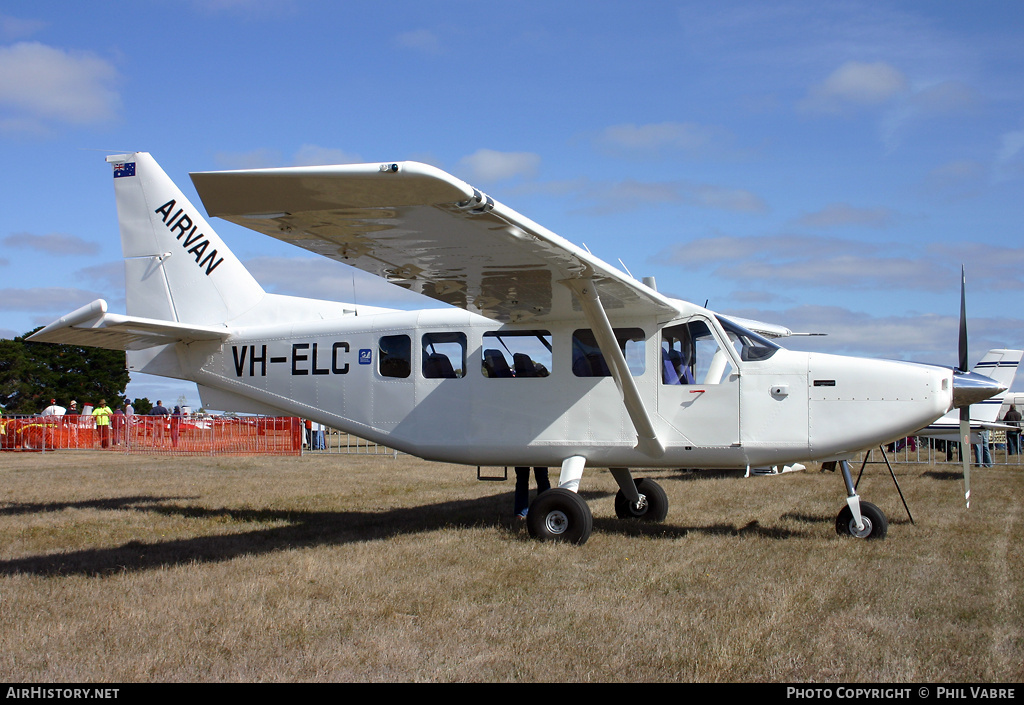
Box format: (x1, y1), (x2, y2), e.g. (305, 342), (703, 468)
(835, 501), (888, 539)
(526, 488), (593, 545)
(614, 478), (669, 522)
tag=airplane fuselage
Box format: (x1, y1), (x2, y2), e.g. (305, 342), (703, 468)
(147, 306), (953, 469)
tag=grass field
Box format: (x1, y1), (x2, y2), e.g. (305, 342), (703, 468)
(1, 450), (1021, 683)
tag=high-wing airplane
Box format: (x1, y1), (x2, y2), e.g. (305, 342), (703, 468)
(29, 153), (1007, 544)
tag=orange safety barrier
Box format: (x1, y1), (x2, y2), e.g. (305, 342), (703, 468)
(0, 414), (302, 456)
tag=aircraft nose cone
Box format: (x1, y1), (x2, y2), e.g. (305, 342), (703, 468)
(951, 370), (1007, 408)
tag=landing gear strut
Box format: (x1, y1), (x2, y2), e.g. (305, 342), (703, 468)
(611, 469), (668, 521)
(834, 459), (888, 539)
(525, 461), (670, 545)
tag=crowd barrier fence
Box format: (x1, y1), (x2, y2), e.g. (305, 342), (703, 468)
(2, 416), (1018, 465)
(0, 414), (302, 456)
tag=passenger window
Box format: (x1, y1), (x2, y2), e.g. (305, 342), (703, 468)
(422, 332), (466, 379)
(379, 334), (411, 378)
(662, 320), (734, 385)
(482, 330), (552, 378)
(571, 328), (645, 377)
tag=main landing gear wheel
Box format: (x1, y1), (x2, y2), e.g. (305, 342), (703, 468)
(614, 478), (669, 522)
(526, 488), (593, 545)
(835, 501), (888, 540)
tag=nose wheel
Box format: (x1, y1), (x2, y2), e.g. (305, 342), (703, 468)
(835, 501), (888, 539)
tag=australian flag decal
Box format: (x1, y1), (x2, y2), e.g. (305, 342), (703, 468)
(113, 162), (136, 178)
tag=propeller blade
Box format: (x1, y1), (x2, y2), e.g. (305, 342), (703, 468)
(960, 407), (971, 508)
(959, 266), (969, 373)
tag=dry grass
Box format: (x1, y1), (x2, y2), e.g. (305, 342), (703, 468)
(1, 450), (1021, 683)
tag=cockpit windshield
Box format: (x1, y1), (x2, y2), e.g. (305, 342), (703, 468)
(716, 316), (781, 362)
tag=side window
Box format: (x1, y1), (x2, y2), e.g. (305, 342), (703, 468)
(662, 320), (734, 385)
(422, 332), (466, 379)
(572, 328), (645, 378)
(482, 330), (552, 378)
(379, 334), (411, 379)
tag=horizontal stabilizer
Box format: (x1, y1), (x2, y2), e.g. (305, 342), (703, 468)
(28, 299), (231, 351)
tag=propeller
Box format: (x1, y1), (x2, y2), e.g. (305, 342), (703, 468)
(958, 266), (971, 508)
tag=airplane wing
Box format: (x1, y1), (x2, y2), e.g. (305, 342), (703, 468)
(27, 299), (231, 351)
(190, 161), (682, 324)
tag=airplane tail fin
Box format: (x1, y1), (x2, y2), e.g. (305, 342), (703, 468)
(108, 152), (264, 326)
(971, 349), (1022, 422)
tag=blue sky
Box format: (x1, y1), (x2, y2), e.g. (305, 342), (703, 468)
(2, 0), (1023, 408)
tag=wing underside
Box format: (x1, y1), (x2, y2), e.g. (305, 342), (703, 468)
(190, 161), (681, 324)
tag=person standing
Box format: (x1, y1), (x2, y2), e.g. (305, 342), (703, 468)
(112, 405), (124, 445)
(92, 399), (113, 449)
(123, 399), (134, 447)
(1004, 404), (1021, 455)
(513, 466), (551, 519)
(974, 428), (993, 468)
(151, 400), (169, 444)
(170, 406), (182, 448)
(63, 400), (80, 432)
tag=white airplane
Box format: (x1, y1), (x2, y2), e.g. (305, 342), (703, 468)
(915, 348), (1022, 443)
(29, 153), (1006, 543)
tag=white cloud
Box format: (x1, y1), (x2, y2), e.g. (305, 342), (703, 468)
(800, 60), (908, 114)
(658, 234), (851, 266)
(578, 179), (767, 215)
(597, 122), (734, 157)
(2, 232), (101, 256)
(909, 80), (977, 113)
(393, 28), (444, 55)
(1, 14), (46, 40)
(795, 203), (896, 229)
(292, 144), (363, 166)
(996, 128), (1024, 164)
(214, 148), (284, 169)
(76, 261), (125, 292)
(213, 145), (364, 169)
(244, 256), (445, 309)
(0, 42), (121, 130)
(457, 149), (541, 183)
(654, 231), (1024, 297)
(728, 304), (1024, 370)
(0, 287), (103, 312)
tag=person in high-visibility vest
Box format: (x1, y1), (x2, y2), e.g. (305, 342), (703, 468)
(93, 399), (113, 449)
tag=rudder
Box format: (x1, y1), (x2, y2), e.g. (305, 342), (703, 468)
(107, 152), (264, 325)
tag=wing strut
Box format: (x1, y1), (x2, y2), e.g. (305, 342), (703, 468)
(563, 277), (665, 459)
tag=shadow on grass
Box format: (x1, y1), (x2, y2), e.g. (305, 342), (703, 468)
(591, 517), (805, 540)
(0, 491), (510, 577)
(1, 485), (810, 577)
(0, 495), (197, 516)
(923, 469), (965, 481)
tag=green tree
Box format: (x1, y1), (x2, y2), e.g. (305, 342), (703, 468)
(0, 328), (130, 414)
